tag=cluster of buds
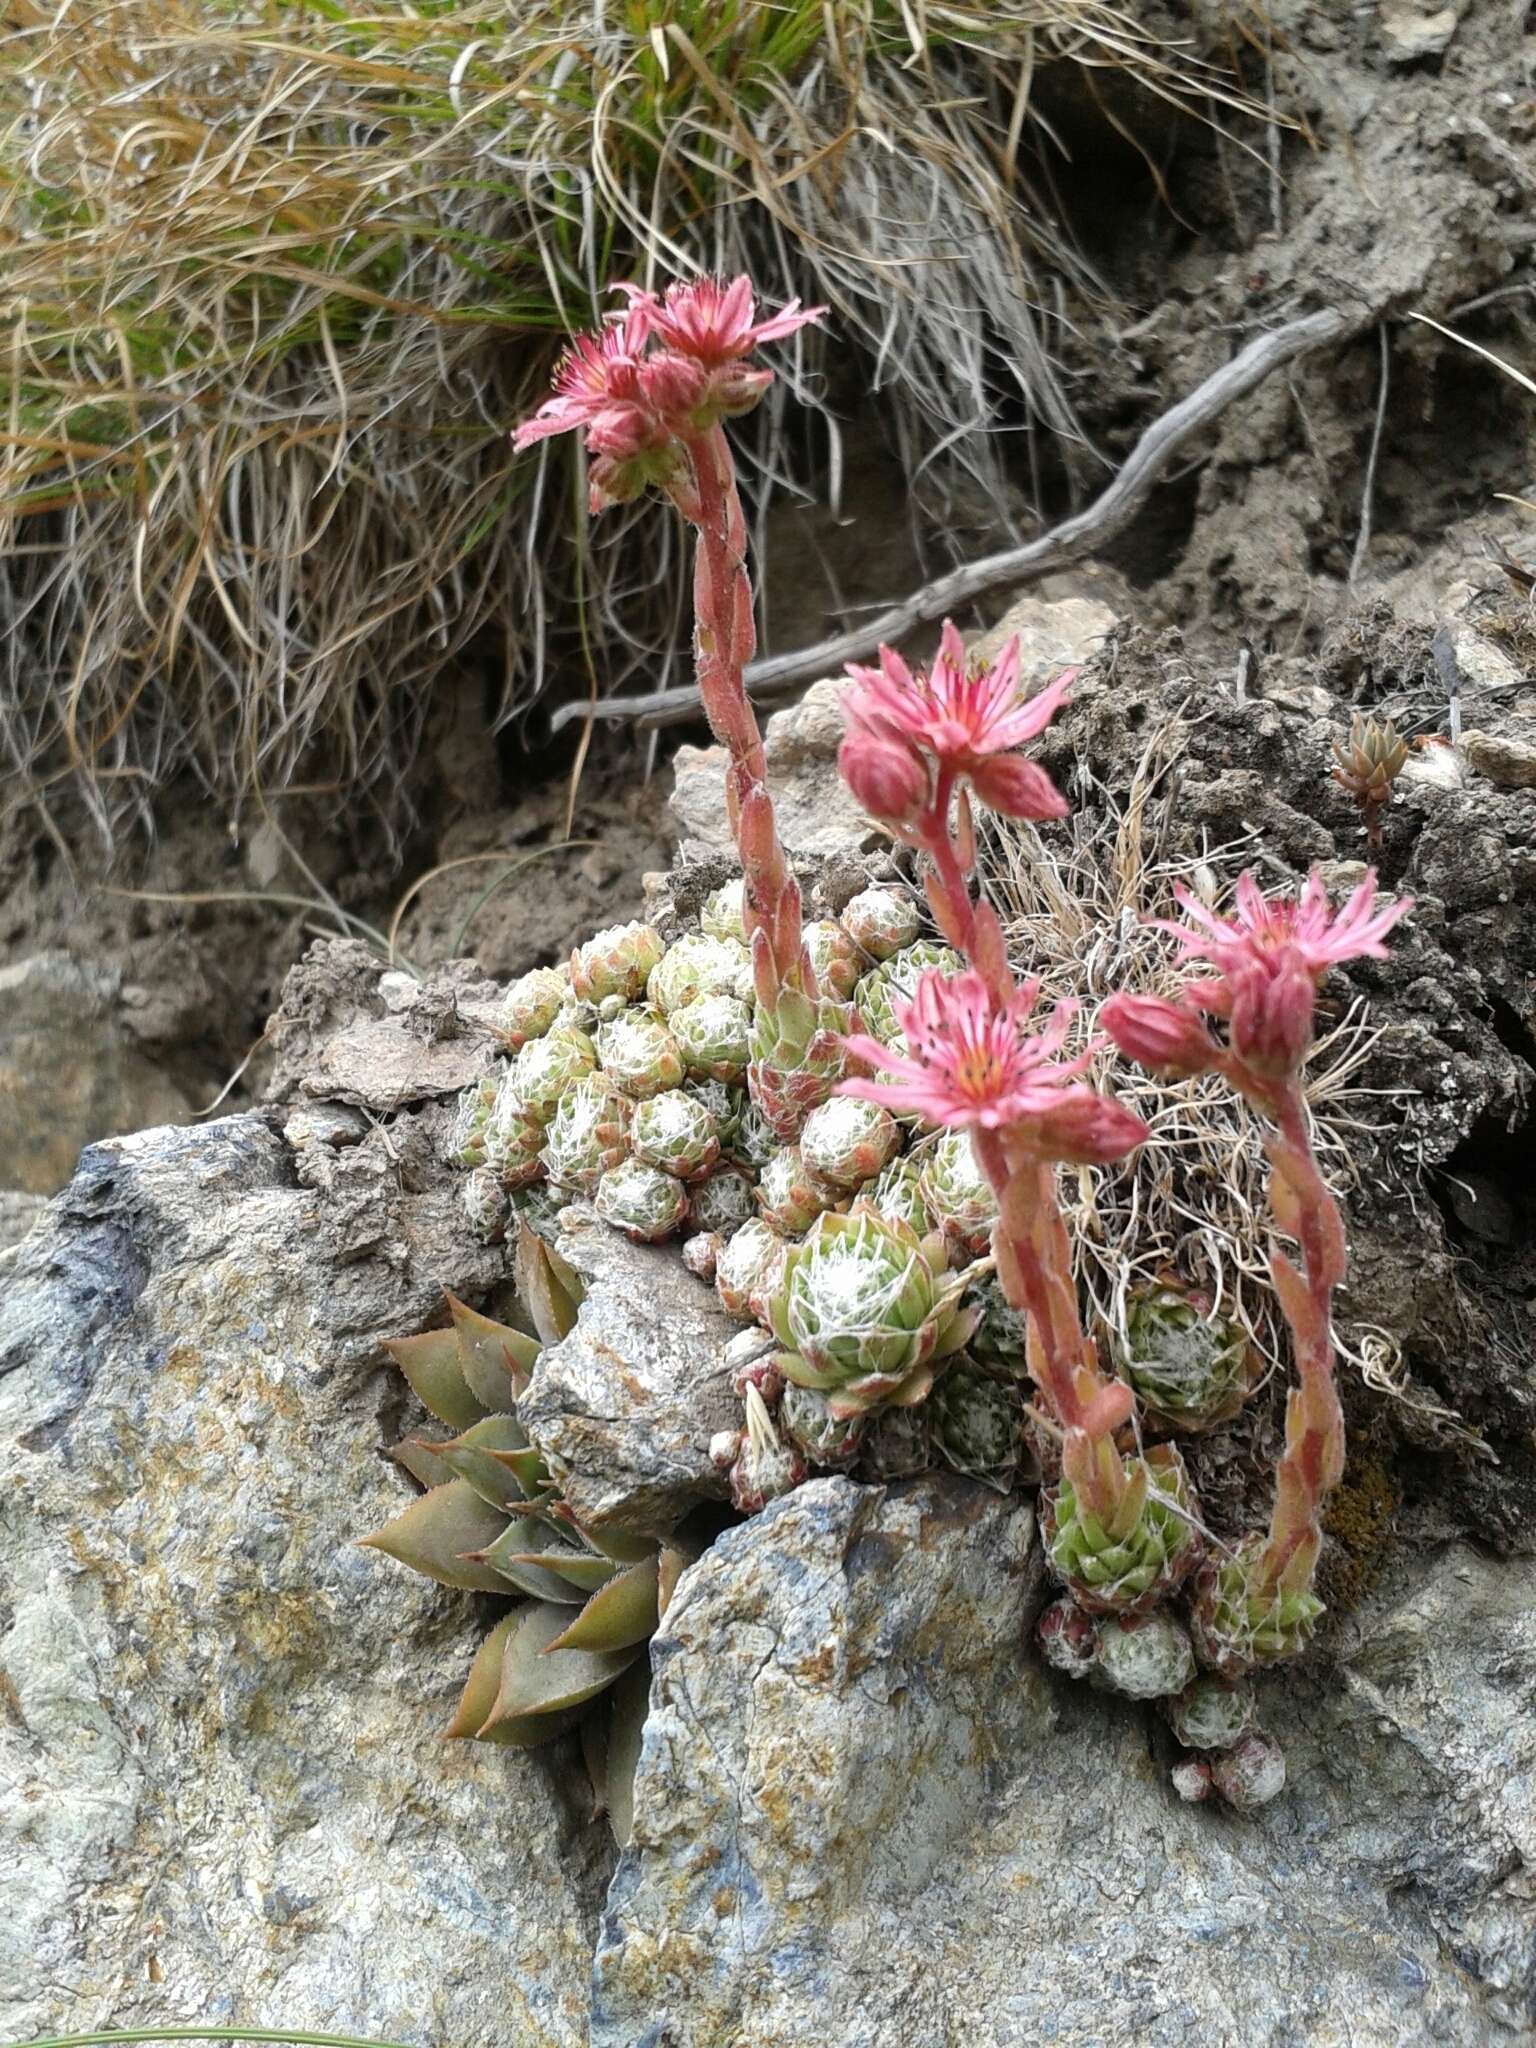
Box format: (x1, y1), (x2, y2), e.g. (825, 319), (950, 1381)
(1331, 714), (1408, 852)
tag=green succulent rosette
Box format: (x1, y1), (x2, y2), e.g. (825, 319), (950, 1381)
(1091, 1613), (1196, 1701)
(799, 1094), (900, 1191)
(449, 1072), (500, 1169)
(684, 1077), (747, 1148)
(863, 1154), (931, 1235)
(714, 1216), (788, 1322)
(778, 1381), (867, 1469)
(700, 879), (747, 943)
(768, 1208), (977, 1419)
(1163, 1674), (1258, 1750)
(594, 1157), (690, 1241)
(853, 939), (964, 1051)
(570, 921), (666, 1008)
(461, 1165), (511, 1243)
(840, 885), (921, 962)
(1042, 1442), (1202, 1617)
(629, 1087), (721, 1181)
(648, 932), (749, 1016)
(802, 918), (862, 1002)
(1189, 1535), (1325, 1678)
(918, 1128), (999, 1258)
(967, 1275), (1031, 1376)
(497, 965), (568, 1049)
(671, 992), (752, 1084)
(727, 1097), (778, 1172)
(927, 1356), (1022, 1490)
(1115, 1282), (1258, 1433)
(747, 984), (856, 1142)
(595, 1006), (686, 1100)
(755, 1142), (838, 1235)
(540, 1075), (631, 1194)
(688, 1166), (756, 1236)
(483, 1080), (547, 1189)
(513, 1023), (597, 1121)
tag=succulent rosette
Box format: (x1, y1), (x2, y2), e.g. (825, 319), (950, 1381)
(570, 921), (666, 1008)
(514, 1023), (597, 1120)
(802, 918), (862, 1002)
(595, 1007), (686, 1099)
(799, 1094), (900, 1190)
(863, 1153), (931, 1235)
(540, 1075), (631, 1193)
(461, 1166), (511, 1243)
(629, 1087), (721, 1181)
(840, 885), (920, 962)
(700, 878), (748, 943)
(855, 1402), (933, 1480)
(595, 1158), (690, 1242)
(671, 991), (752, 1083)
(1042, 1442), (1202, 1618)
(1115, 1282), (1258, 1433)
(727, 1097), (779, 1172)
(768, 1209), (977, 1418)
(747, 984), (858, 1142)
(714, 1216), (789, 1322)
(755, 1142), (838, 1235)
(497, 965), (569, 1049)
(449, 1073), (501, 1169)
(1188, 1536), (1325, 1678)
(648, 932), (749, 1016)
(918, 1128), (999, 1257)
(853, 940), (964, 1051)
(483, 1081), (549, 1190)
(927, 1356), (1022, 1489)
(687, 1166), (756, 1235)
(1163, 1674), (1258, 1751)
(778, 1381), (867, 1468)
(1091, 1612), (1196, 1701)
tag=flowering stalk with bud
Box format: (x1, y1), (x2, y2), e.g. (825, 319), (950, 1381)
(1100, 869), (1411, 1668)
(837, 630), (1198, 1611)
(515, 276), (846, 1141)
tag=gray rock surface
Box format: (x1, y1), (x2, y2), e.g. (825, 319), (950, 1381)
(520, 1203), (742, 1539)
(592, 1476), (1045, 2046)
(0, 951), (196, 1192)
(595, 1494), (1536, 2047)
(0, 1114), (606, 2048)
(0, 1189), (46, 1259)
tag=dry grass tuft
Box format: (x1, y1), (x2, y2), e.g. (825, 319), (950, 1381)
(978, 707), (1433, 1421)
(1, 0), (1275, 842)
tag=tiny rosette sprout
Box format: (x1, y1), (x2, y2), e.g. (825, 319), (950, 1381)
(715, 1217), (788, 1322)
(1092, 1613), (1196, 1701)
(629, 1087), (721, 1181)
(854, 940), (964, 1051)
(768, 1209), (976, 1419)
(648, 932), (749, 1015)
(778, 1381), (867, 1469)
(803, 918), (862, 1001)
(1162, 1675), (1257, 1751)
(514, 1024), (597, 1121)
(687, 1166), (756, 1236)
(682, 1231), (722, 1283)
(729, 1384), (807, 1513)
(449, 1073), (500, 1168)
(918, 1129), (1000, 1257)
(1116, 1283), (1257, 1433)
(800, 1094), (901, 1191)
(863, 1153), (932, 1235)
(497, 965), (569, 1049)
(595, 1007), (686, 1099)
(755, 1142), (838, 1235)
(1043, 1443), (1202, 1617)
(1189, 1534), (1325, 1677)
(462, 1167), (510, 1244)
(1331, 714), (1408, 811)
(840, 885), (921, 962)
(855, 1402), (932, 1480)
(1210, 1729), (1287, 1812)
(483, 1081), (547, 1189)
(1035, 1595), (1100, 1676)
(595, 1158), (690, 1242)
(927, 1357), (1022, 1489)
(570, 922), (666, 1007)
(671, 992), (752, 1083)
(700, 878), (747, 943)
(540, 1075), (632, 1193)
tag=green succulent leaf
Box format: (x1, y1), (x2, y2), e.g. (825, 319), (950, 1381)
(504, 1548), (618, 1593)
(432, 1414), (533, 1512)
(445, 1292), (538, 1407)
(359, 1478), (510, 1593)
(476, 1516), (592, 1602)
(384, 1328), (487, 1430)
(446, 1611), (520, 1740)
(488, 1599), (643, 1723)
(604, 1654), (654, 1848)
(545, 1556), (659, 1654)
(557, 1511), (658, 1565)
(387, 1434), (455, 1489)
(515, 1224), (581, 1344)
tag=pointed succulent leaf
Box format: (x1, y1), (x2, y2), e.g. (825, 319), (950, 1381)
(360, 1479), (511, 1593)
(385, 1328), (488, 1430)
(476, 1516), (591, 1602)
(516, 1223), (581, 1344)
(388, 1435), (456, 1489)
(445, 1292), (538, 1406)
(433, 1415), (533, 1511)
(604, 1656), (653, 1848)
(476, 1698), (588, 1749)
(489, 1599), (644, 1721)
(657, 1543), (691, 1619)
(446, 1612), (521, 1741)
(545, 1556), (660, 1654)
(560, 1511), (660, 1565)
(503, 1547), (617, 1593)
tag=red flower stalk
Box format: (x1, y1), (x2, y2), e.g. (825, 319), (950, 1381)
(1101, 867), (1412, 1619)
(514, 276), (826, 1067)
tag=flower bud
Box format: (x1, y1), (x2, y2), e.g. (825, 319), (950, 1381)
(967, 751), (1069, 821)
(1227, 955), (1315, 1079)
(638, 348), (709, 418)
(1099, 992), (1220, 1077)
(1028, 1086), (1149, 1165)
(838, 728), (929, 826)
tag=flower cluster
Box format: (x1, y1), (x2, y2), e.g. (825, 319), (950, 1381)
(515, 277), (822, 511)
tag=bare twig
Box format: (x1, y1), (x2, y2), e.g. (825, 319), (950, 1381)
(1348, 323), (1390, 587)
(552, 307), (1352, 731)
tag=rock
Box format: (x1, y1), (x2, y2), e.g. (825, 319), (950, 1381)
(0, 952), (197, 1194)
(520, 1205), (742, 1539)
(0, 1115), (604, 2048)
(592, 1475), (1045, 2046)
(297, 1009), (497, 1110)
(668, 594), (1121, 862)
(1461, 729), (1536, 792)
(595, 1504), (1534, 2046)
(0, 1190), (46, 1259)
(1378, 0), (1460, 63)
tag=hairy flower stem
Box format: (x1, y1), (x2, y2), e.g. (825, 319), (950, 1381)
(928, 802), (1131, 1524)
(1245, 1081), (1347, 1598)
(675, 425), (807, 1005)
